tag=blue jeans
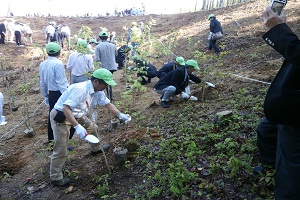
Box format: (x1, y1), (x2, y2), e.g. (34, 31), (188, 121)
(155, 86), (176, 101)
(208, 39), (220, 53)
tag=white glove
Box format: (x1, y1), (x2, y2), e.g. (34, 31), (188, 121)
(181, 92), (190, 99)
(74, 124), (88, 140)
(189, 96), (198, 101)
(44, 97), (49, 106)
(117, 112), (132, 123)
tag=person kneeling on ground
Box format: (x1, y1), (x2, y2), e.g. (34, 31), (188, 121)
(49, 68), (131, 187)
(153, 59), (201, 108)
(132, 55), (158, 85)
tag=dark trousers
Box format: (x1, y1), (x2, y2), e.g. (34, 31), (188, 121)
(0, 33), (5, 44)
(106, 70), (116, 102)
(208, 39), (220, 53)
(46, 33), (53, 44)
(60, 32), (70, 49)
(14, 31), (21, 45)
(48, 91), (74, 142)
(256, 117), (277, 167)
(257, 117), (300, 199)
(275, 124), (300, 199)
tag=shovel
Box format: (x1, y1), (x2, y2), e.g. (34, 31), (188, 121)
(85, 134), (99, 143)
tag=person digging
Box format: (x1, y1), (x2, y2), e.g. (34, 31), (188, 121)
(153, 59), (201, 108)
(49, 68), (131, 186)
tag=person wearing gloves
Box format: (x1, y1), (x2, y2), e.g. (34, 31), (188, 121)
(157, 56), (185, 79)
(67, 40), (94, 84)
(49, 68), (131, 186)
(253, 5), (300, 199)
(154, 59), (201, 108)
(40, 42), (71, 144)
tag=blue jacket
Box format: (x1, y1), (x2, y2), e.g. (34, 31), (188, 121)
(263, 23), (300, 127)
(154, 67), (201, 95)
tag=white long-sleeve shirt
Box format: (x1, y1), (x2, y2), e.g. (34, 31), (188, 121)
(39, 56), (69, 97)
(45, 25), (55, 34)
(67, 52), (94, 76)
(61, 26), (70, 35)
(54, 80), (110, 118)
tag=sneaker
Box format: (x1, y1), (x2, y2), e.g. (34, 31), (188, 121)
(91, 143), (111, 156)
(161, 101), (170, 108)
(51, 178), (70, 186)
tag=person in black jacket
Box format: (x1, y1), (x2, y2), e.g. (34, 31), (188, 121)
(157, 56), (185, 79)
(116, 45), (132, 70)
(0, 23), (6, 44)
(254, 6), (300, 199)
(207, 14), (223, 54)
(154, 59), (201, 108)
(132, 56), (157, 85)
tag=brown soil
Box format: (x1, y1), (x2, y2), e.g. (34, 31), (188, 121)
(0, 0), (300, 199)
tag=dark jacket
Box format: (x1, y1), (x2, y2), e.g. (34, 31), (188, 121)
(154, 67), (201, 95)
(116, 45), (130, 62)
(0, 23), (6, 33)
(134, 59), (157, 78)
(263, 23), (300, 127)
(210, 18), (223, 34)
(157, 61), (178, 79)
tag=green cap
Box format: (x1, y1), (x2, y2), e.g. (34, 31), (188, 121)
(89, 39), (98, 44)
(128, 44), (133, 50)
(186, 59), (200, 70)
(92, 68), (117, 86)
(46, 42), (61, 54)
(175, 56), (185, 66)
(99, 31), (109, 37)
(77, 40), (88, 48)
(208, 14), (215, 20)
(132, 55), (138, 61)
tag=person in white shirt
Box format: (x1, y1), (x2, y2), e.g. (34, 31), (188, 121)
(7, 19), (15, 42)
(60, 24), (70, 50)
(67, 40), (94, 84)
(49, 68), (131, 186)
(39, 42), (70, 144)
(14, 23), (23, 46)
(45, 22), (55, 44)
(87, 38), (98, 54)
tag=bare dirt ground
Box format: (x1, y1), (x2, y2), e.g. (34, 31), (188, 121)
(1, 0), (300, 199)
